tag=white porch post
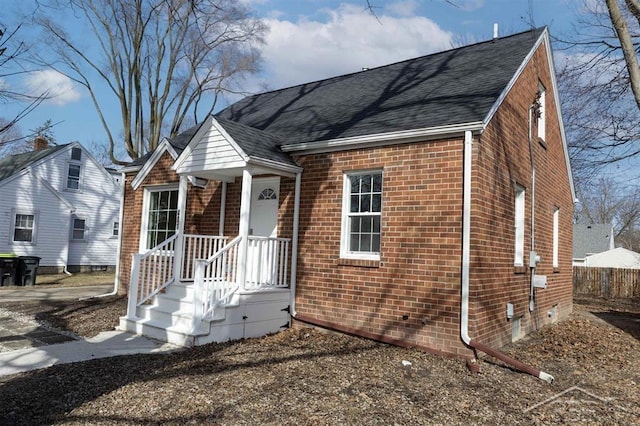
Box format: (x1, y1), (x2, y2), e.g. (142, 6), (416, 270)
(219, 181), (227, 236)
(237, 169), (252, 290)
(173, 175), (188, 281)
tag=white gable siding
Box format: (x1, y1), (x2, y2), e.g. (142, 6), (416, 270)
(0, 172), (71, 266)
(29, 146), (121, 268)
(177, 125), (245, 172)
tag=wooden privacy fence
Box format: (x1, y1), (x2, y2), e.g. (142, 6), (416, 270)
(573, 266), (640, 298)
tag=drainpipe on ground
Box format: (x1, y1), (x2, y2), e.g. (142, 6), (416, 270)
(461, 130), (554, 383)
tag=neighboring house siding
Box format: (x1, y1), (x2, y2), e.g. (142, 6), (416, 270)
(30, 146), (120, 268)
(471, 39), (574, 350)
(0, 172), (71, 266)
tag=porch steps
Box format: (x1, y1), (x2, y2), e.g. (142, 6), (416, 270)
(119, 284), (291, 347)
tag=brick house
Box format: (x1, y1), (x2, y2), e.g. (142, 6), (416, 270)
(118, 27), (574, 380)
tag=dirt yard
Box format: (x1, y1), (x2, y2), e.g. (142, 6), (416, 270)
(0, 295), (638, 425)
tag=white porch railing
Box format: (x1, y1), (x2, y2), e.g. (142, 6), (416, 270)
(246, 236), (291, 289)
(181, 234), (228, 281)
(126, 234), (178, 319)
(193, 236), (242, 329)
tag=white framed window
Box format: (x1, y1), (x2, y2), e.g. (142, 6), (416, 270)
(341, 171), (382, 260)
(514, 185), (525, 266)
(537, 82), (546, 141)
(71, 217), (86, 240)
(141, 186), (179, 250)
(552, 207), (559, 268)
(112, 221), (119, 237)
(67, 163), (82, 190)
(12, 213), (36, 243)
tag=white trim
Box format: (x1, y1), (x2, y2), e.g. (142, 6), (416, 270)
(537, 82), (546, 141)
(247, 157), (303, 175)
(65, 161), (83, 191)
(10, 210), (38, 245)
(340, 170), (383, 261)
(131, 139), (179, 190)
(219, 181), (227, 236)
(237, 169), (253, 288)
(281, 122), (484, 154)
(138, 183), (180, 252)
(514, 184), (526, 266)
(70, 215), (88, 241)
(552, 207), (559, 268)
(172, 116), (250, 174)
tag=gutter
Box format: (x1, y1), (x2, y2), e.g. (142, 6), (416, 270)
(461, 130), (554, 383)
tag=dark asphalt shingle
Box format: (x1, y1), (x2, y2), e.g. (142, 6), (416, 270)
(0, 145), (70, 182)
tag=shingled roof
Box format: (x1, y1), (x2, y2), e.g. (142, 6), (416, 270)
(0, 144), (69, 182)
(215, 27), (546, 145)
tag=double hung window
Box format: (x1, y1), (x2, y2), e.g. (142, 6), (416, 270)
(341, 171), (382, 260)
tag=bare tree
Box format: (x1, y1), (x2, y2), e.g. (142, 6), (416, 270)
(30, 0), (266, 164)
(0, 24), (48, 138)
(576, 177), (640, 250)
(556, 1), (640, 182)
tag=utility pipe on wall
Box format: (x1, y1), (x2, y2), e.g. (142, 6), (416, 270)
(460, 130), (554, 383)
(527, 98), (539, 312)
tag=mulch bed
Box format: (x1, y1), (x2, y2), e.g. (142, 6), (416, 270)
(0, 295), (638, 425)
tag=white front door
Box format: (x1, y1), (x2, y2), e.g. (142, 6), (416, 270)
(247, 177), (280, 286)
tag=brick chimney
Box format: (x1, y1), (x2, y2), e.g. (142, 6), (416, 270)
(33, 136), (48, 151)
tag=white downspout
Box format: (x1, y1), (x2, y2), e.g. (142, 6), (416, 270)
(460, 130), (553, 383)
(290, 171), (302, 317)
(82, 172), (126, 299)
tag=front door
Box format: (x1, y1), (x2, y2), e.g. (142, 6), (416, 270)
(247, 177), (280, 286)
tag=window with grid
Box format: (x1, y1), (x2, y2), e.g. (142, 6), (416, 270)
(14, 214), (35, 242)
(146, 189), (179, 249)
(342, 171), (382, 259)
(112, 221), (119, 237)
(67, 163), (81, 190)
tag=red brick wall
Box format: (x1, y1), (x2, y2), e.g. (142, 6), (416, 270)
(292, 40), (573, 356)
(471, 39), (574, 349)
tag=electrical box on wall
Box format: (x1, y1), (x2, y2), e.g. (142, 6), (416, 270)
(506, 303), (514, 319)
(533, 275), (547, 289)
(529, 251), (541, 268)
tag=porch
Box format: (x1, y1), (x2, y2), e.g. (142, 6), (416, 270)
(119, 233), (293, 346)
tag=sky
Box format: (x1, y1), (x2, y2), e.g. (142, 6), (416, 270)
(0, 0), (581, 160)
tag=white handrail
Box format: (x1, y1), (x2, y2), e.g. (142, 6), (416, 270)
(246, 236), (291, 289)
(192, 236), (242, 329)
(126, 234), (178, 319)
(181, 234), (228, 281)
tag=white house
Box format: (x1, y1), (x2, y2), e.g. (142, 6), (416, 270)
(0, 138), (121, 273)
(584, 247), (640, 269)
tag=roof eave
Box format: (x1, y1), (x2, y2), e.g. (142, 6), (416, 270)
(280, 122), (485, 155)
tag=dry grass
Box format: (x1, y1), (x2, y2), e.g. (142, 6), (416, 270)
(35, 271), (115, 288)
(0, 296), (638, 425)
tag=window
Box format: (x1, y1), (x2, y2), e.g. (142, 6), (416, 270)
(13, 214), (35, 243)
(552, 207), (559, 268)
(112, 221), (119, 237)
(67, 163), (81, 190)
(72, 218), (86, 240)
(537, 83), (546, 141)
(71, 147), (82, 161)
(258, 188), (277, 200)
(145, 188), (179, 249)
(514, 185), (525, 266)
(341, 171), (382, 259)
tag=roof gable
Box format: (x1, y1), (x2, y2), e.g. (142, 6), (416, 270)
(0, 144), (70, 183)
(217, 28), (545, 145)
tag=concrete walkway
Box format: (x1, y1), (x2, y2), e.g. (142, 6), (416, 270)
(0, 284), (179, 376)
(0, 284), (114, 302)
(0, 331), (178, 376)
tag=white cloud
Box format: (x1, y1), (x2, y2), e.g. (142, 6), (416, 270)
(24, 70), (82, 106)
(385, 0), (419, 17)
(253, 3), (454, 92)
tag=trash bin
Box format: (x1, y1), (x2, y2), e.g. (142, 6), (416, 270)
(0, 254), (19, 286)
(18, 256), (41, 286)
